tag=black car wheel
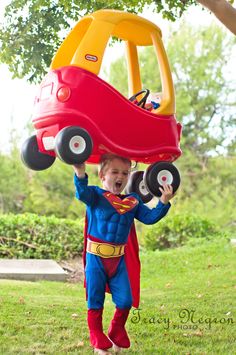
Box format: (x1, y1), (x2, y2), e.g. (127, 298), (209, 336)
(55, 126), (93, 164)
(125, 170), (153, 204)
(144, 162), (180, 197)
(21, 135), (55, 171)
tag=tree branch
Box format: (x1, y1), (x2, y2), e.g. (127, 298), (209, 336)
(0, 236), (38, 249)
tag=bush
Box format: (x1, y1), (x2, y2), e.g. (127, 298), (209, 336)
(0, 213), (84, 260)
(144, 213), (223, 251)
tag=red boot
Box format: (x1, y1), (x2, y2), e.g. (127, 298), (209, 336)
(87, 309), (113, 350)
(108, 308), (130, 348)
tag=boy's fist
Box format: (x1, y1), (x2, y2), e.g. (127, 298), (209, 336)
(73, 163), (86, 178)
(159, 184), (174, 204)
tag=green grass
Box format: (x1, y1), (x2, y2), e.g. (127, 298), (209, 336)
(0, 238), (235, 354)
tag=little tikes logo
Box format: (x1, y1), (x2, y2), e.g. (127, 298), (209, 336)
(85, 54), (98, 62)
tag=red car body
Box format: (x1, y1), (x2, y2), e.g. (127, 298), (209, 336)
(33, 65), (182, 165)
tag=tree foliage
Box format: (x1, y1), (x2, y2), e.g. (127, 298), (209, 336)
(167, 24), (236, 158)
(175, 153), (236, 232)
(0, 0), (196, 82)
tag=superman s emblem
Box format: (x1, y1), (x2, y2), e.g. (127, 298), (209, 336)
(103, 192), (138, 215)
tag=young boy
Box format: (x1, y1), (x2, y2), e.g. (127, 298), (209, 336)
(73, 153), (174, 354)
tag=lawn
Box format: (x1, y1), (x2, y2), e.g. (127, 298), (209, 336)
(0, 238), (235, 354)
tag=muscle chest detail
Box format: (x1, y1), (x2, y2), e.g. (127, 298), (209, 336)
(87, 191), (139, 243)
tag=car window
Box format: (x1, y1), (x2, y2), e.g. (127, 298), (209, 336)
(138, 46), (162, 93)
(100, 38), (129, 97)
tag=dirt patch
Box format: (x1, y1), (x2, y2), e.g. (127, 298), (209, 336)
(59, 256), (84, 283)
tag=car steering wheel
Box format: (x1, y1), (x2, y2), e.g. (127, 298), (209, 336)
(129, 89), (150, 108)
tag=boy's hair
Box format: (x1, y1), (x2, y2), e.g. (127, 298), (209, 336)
(99, 153), (131, 175)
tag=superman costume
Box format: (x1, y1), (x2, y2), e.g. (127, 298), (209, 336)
(74, 173), (170, 350)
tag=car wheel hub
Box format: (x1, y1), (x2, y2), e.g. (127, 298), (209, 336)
(139, 180), (149, 196)
(69, 136), (86, 154)
(157, 170), (173, 185)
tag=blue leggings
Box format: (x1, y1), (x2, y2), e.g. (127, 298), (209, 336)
(85, 253), (133, 309)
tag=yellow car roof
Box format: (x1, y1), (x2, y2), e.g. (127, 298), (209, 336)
(50, 9), (175, 115)
(85, 9), (162, 45)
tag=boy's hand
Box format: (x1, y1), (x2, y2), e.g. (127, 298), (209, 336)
(73, 163), (86, 178)
(159, 184), (174, 204)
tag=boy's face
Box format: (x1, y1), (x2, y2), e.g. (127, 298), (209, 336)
(100, 158), (130, 195)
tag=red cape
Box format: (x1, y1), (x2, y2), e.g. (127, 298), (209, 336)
(83, 215), (140, 308)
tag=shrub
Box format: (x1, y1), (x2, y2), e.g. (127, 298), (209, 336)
(144, 213), (223, 251)
(0, 213), (84, 260)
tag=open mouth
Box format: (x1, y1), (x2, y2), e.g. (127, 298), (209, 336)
(115, 182), (122, 189)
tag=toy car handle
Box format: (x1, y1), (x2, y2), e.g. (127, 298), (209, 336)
(129, 89), (150, 108)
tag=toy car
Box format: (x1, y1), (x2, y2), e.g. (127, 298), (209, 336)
(21, 9), (182, 203)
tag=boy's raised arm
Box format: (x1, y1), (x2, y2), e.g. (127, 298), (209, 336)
(135, 184), (174, 225)
(73, 163), (86, 178)
(73, 163), (96, 206)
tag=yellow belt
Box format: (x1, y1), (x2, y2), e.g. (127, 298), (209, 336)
(86, 239), (125, 258)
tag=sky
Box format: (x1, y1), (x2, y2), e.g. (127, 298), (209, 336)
(0, 1), (235, 153)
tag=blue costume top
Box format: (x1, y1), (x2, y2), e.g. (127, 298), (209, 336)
(74, 174), (171, 244)
(74, 173), (171, 309)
